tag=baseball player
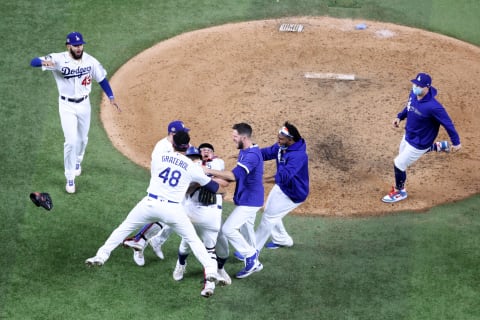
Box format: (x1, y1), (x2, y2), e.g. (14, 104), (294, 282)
(255, 122), (309, 251)
(122, 120), (190, 266)
(30, 32), (120, 193)
(203, 123), (264, 279)
(172, 145), (231, 296)
(233, 122), (309, 261)
(86, 131), (225, 297)
(198, 143), (231, 285)
(382, 72), (461, 203)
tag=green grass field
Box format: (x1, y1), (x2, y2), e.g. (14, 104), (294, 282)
(1, 1), (479, 319)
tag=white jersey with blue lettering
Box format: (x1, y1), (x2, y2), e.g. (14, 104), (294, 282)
(147, 151), (211, 203)
(151, 136), (174, 161)
(41, 51), (107, 98)
(201, 157), (225, 205)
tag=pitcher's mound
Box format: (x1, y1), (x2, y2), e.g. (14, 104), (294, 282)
(101, 17), (480, 216)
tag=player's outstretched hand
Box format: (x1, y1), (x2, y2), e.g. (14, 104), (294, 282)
(451, 144), (462, 153)
(110, 99), (121, 112)
(392, 118), (401, 128)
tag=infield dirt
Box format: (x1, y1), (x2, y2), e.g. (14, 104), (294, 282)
(101, 17), (480, 216)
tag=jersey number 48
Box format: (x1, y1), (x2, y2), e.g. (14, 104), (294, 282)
(158, 168), (181, 187)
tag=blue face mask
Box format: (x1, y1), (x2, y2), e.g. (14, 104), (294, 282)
(412, 85), (423, 96)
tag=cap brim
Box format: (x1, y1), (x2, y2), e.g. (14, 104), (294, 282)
(67, 41), (86, 46)
(411, 79), (425, 87)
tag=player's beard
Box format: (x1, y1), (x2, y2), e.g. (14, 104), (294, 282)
(70, 48), (83, 60)
(237, 140), (244, 150)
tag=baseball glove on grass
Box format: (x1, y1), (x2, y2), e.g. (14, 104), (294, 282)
(198, 187), (217, 206)
(30, 192), (53, 211)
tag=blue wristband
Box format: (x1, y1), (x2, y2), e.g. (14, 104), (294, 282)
(99, 78), (114, 99)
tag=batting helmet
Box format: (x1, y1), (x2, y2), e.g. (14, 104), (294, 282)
(185, 146), (201, 158)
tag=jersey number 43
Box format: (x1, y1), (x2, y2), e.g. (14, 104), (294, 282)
(81, 75), (92, 86)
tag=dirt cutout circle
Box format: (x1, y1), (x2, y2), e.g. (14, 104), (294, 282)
(101, 17), (480, 216)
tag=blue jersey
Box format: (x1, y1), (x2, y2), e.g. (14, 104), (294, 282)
(231, 145), (264, 206)
(261, 139), (309, 203)
(397, 87), (460, 150)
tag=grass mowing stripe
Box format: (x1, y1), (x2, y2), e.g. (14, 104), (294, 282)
(430, 0), (480, 45)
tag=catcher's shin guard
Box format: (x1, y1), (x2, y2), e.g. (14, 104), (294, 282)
(134, 222), (163, 241)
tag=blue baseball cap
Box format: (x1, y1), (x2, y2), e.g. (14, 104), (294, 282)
(185, 146), (201, 158)
(411, 73), (431, 88)
(66, 32), (86, 46)
(168, 120), (190, 134)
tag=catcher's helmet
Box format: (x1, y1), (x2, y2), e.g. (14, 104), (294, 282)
(185, 146), (201, 158)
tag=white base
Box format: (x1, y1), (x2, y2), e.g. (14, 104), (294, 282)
(304, 72), (356, 81)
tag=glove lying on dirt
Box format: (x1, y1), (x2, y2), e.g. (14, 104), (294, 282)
(30, 192), (53, 211)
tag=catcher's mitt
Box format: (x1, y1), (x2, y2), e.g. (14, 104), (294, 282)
(30, 192), (53, 211)
(197, 187), (217, 206)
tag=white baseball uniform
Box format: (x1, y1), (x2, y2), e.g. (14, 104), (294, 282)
(147, 136), (175, 240)
(178, 157), (226, 255)
(92, 150), (218, 275)
(39, 51), (109, 181)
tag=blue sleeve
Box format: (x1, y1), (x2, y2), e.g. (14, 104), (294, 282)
(261, 144), (278, 161)
(432, 105), (461, 145)
(232, 165), (247, 181)
(397, 107), (407, 120)
(236, 150), (261, 175)
(397, 94), (412, 120)
(99, 78), (114, 99)
(202, 179), (219, 193)
(30, 57), (42, 67)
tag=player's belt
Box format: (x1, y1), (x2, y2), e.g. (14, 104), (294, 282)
(60, 95), (88, 103)
(148, 193), (178, 204)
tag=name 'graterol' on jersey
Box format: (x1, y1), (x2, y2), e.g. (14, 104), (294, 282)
(162, 154), (189, 170)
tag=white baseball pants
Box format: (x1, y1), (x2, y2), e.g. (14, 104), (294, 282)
(178, 200), (222, 254)
(394, 135), (430, 171)
(95, 196), (217, 275)
(217, 205), (260, 259)
(59, 97), (90, 180)
(255, 184), (302, 250)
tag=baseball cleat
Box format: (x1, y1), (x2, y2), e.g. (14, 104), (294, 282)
(217, 268), (232, 286)
(123, 237), (147, 251)
(149, 237), (165, 260)
(435, 141), (450, 152)
(236, 251), (262, 279)
(201, 280), (215, 298)
(205, 272), (218, 283)
(265, 241), (286, 250)
(382, 187), (408, 203)
(85, 255), (107, 267)
(236, 262), (263, 279)
(75, 163), (82, 176)
(233, 251), (244, 261)
(173, 261), (187, 281)
(66, 179), (75, 194)
(133, 250), (145, 266)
